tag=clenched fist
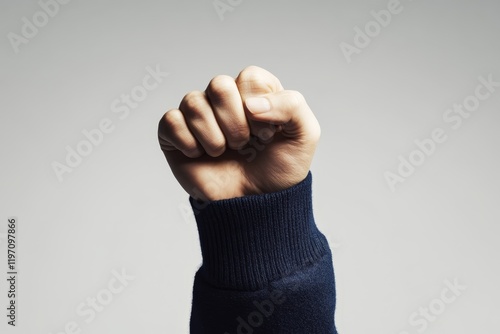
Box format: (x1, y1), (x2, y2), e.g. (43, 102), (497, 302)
(158, 66), (320, 202)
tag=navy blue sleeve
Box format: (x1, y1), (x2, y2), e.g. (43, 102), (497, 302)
(188, 172), (338, 334)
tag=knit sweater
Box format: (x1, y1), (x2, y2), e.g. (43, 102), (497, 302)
(188, 172), (337, 334)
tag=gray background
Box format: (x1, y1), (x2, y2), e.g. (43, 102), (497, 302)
(1, 0), (499, 333)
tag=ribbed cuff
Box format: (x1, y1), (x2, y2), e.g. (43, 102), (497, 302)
(189, 172), (330, 291)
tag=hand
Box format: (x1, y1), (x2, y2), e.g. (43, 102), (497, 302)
(158, 66), (320, 201)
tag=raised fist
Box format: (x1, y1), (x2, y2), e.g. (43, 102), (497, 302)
(158, 66), (320, 202)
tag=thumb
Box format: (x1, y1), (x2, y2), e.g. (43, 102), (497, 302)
(245, 90), (321, 143)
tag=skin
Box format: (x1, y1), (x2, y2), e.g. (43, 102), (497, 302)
(157, 66), (321, 201)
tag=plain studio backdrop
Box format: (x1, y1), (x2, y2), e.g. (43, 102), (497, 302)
(1, 0), (499, 333)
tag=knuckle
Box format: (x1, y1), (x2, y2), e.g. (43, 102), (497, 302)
(162, 109), (183, 130)
(180, 91), (206, 114)
(287, 90), (306, 108)
(158, 109), (184, 149)
(236, 66), (282, 93)
(236, 65), (264, 84)
(207, 75), (235, 101)
(311, 120), (321, 143)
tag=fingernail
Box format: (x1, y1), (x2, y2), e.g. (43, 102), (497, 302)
(246, 97), (271, 114)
